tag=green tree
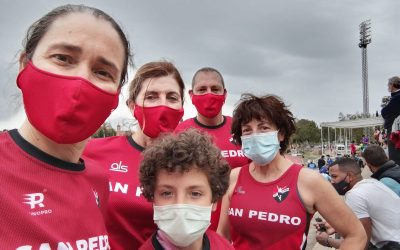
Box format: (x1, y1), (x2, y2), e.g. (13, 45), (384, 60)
(292, 119), (321, 144)
(92, 122), (116, 138)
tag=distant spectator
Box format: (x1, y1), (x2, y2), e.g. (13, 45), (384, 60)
(307, 159), (317, 170)
(361, 135), (369, 152)
(362, 145), (400, 197)
(326, 155), (333, 166)
(318, 155), (326, 169)
(350, 140), (357, 157)
(381, 76), (400, 165)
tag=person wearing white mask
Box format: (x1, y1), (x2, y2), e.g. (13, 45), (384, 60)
(138, 129), (234, 250)
(217, 94), (366, 250)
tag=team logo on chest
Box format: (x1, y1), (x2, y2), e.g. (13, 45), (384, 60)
(272, 185), (290, 202)
(93, 189), (100, 207)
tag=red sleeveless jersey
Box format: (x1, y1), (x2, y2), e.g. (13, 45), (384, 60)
(175, 116), (250, 230)
(0, 130), (110, 249)
(83, 136), (156, 250)
(229, 164), (310, 250)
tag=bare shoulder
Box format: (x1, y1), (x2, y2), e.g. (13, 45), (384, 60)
(297, 168), (331, 213)
(230, 167), (242, 184)
(298, 168), (327, 187)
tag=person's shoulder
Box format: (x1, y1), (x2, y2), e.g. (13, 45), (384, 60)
(83, 135), (127, 155)
(230, 166), (243, 183)
(138, 234), (155, 250)
(175, 118), (196, 131)
(206, 230), (234, 249)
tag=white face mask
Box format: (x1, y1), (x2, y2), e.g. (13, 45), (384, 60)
(153, 204), (212, 247)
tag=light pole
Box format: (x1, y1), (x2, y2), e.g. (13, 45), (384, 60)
(358, 20), (371, 118)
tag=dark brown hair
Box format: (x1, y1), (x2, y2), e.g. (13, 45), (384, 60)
(231, 93), (296, 154)
(139, 129), (230, 203)
(127, 61), (185, 104)
(22, 4), (132, 87)
(362, 144), (388, 167)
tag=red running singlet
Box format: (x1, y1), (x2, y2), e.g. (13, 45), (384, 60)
(229, 164), (311, 250)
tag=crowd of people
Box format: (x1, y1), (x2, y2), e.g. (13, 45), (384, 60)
(0, 3), (399, 250)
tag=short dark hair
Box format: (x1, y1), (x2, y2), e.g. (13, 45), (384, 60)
(139, 129), (230, 203)
(388, 76), (400, 89)
(362, 145), (388, 167)
(192, 67), (225, 89)
(23, 4), (132, 87)
(231, 93), (296, 153)
(330, 158), (361, 175)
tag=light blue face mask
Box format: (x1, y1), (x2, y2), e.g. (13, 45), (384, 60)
(241, 131), (280, 165)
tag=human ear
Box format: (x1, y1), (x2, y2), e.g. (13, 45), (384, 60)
(18, 52), (28, 72)
(278, 131), (285, 142)
(127, 99), (136, 114)
(211, 202), (217, 211)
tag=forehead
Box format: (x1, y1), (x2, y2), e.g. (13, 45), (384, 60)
(242, 117), (275, 127)
(155, 168), (210, 187)
(328, 165), (342, 175)
(193, 71), (223, 88)
(137, 76), (181, 94)
(35, 12), (124, 69)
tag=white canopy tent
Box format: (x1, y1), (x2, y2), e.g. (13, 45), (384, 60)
(319, 117), (384, 155)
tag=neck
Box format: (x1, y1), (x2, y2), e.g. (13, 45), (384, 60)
(250, 154), (292, 182)
(196, 112), (223, 126)
(131, 129), (153, 148)
(350, 175), (363, 188)
(177, 237), (203, 250)
(18, 120), (86, 163)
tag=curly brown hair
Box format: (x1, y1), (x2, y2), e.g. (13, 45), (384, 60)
(139, 129), (230, 202)
(231, 93), (296, 154)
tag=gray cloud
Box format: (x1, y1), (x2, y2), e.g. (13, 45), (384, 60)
(1, 0), (399, 128)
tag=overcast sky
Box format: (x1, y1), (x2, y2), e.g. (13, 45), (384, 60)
(1, 0), (399, 130)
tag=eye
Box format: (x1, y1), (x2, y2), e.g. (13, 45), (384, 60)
(145, 94), (157, 100)
(160, 191), (173, 198)
(167, 93), (180, 102)
(52, 54), (73, 64)
(191, 191), (203, 198)
(211, 87), (222, 93)
(95, 69), (115, 82)
(241, 127), (251, 134)
(196, 87), (207, 93)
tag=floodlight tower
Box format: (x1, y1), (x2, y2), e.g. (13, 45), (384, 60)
(358, 20), (371, 118)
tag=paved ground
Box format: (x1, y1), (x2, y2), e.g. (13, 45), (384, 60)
(306, 166), (372, 250)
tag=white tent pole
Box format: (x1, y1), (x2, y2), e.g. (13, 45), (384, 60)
(328, 127), (331, 155)
(321, 126), (323, 155)
(344, 128), (348, 155)
(335, 128), (337, 145)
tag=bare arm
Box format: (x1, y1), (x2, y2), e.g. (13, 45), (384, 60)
(298, 169), (367, 250)
(217, 167), (241, 241)
(359, 217), (372, 250)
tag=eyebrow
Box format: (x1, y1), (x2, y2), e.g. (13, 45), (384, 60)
(47, 43), (119, 74)
(156, 184), (207, 189)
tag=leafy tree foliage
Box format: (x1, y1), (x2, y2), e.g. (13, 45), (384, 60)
(292, 119), (321, 144)
(92, 122), (116, 138)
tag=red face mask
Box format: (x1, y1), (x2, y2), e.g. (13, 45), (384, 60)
(17, 61), (119, 144)
(190, 92), (226, 118)
(134, 104), (184, 138)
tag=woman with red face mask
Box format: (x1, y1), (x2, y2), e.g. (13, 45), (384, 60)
(83, 61), (185, 250)
(0, 4), (132, 248)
